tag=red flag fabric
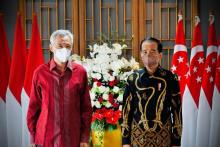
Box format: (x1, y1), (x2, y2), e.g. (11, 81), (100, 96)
(187, 16), (205, 107)
(0, 13), (10, 147)
(196, 14), (218, 147)
(181, 16), (204, 147)
(215, 39), (220, 92)
(0, 14), (11, 101)
(8, 13), (27, 104)
(209, 38), (220, 147)
(200, 15), (217, 107)
(24, 13), (44, 96)
(6, 12), (27, 147)
(22, 13), (44, 147)
(171, 12), (189, 99)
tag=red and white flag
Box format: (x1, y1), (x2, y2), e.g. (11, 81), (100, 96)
(181, 16), (205, 147)
(171, 11), (189, 100)
(0, 13), (10, 147)
(209, 38), (220, 147)
(21, 13), (44, 147)
(196, 14), (217, 147)
(6, 13), (27, 147)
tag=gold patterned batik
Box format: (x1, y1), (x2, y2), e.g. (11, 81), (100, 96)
(122, 67), (182, 147)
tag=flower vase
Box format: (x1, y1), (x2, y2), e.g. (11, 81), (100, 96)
(91, 124), (122, 147)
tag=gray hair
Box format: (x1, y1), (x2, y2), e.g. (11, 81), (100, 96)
(50, 29), (74, 45)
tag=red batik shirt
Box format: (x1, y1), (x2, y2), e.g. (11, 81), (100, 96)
(27, 59), (92, 147)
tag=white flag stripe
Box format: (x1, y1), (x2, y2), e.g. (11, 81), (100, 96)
(196, 88), (212, 147)
(209, 45), (220, 147)
(209, 86), (220, 147)
(206, 46), (217, 56)
(6, 88), (22, 147)
(195, 14), (217, 147)
(181, 16), (204, 147)
(174, 45), (188, 54)
(190, 45), (204, 62)
(21, 88), (30, 147)
(0, 98), (8, 147)
(181, 85), (198, 147)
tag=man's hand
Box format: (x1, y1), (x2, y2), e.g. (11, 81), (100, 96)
(30, 144), (36, 147)
(123, 145), (131, 147)
(80, 142), (88, 147)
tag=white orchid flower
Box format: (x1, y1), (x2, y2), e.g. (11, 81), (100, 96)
(103, 93), (109, 100)
(94, 101), (101, 108)
(89, 91), (96, 101)
(99, 85), (106, 93)
(117, 93), (123, 102)
(105, 101), (112, 108)
(119, 105), (122, 111)
(113, 86), (120, 93)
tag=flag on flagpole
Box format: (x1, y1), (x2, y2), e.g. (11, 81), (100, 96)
(0, 13), (10, 147)
(6, 13), (27, 147)
(196, 14), (218, 147)
(21, 13), (44, 147)
(171, 10), (189, 99)
(209, 39), (220, 147)
(181, 16), (205, 147)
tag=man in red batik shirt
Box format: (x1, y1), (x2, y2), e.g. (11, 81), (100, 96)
(27, 30), (92, 147)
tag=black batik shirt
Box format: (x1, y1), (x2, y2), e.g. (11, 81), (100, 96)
(122, 66), (182, 147)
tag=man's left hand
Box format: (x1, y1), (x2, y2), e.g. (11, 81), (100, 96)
(80, 142), (88, 147)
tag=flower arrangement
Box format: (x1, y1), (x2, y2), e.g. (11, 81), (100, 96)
(71, 42), (139, 131)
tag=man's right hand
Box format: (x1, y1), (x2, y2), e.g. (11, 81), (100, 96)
(123, 145), (131, 147)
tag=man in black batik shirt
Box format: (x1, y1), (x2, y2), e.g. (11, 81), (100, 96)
(122, 37), (182, 147)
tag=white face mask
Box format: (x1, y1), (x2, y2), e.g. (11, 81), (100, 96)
(53, 48), (71, 63)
